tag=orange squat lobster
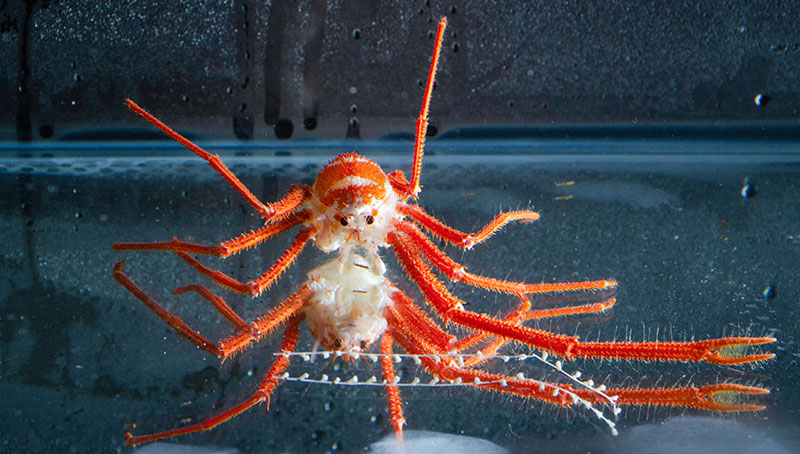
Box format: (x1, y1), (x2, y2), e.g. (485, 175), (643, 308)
(114, 17), (774, 446)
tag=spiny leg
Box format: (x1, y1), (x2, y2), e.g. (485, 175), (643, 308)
(389, 17), (447, 198)
(380, 333), (406, 440)
(454, 295), (616, 367)
(113, 211), (307, 258)
(385, 314), (578, 408)
(218, 287), (312, 360)
(176, 226), (318, 296)
(390, 289), (613, 366)
(386, 307), (771, 415)
(396, 221), (616, 294)
(585, 383), (770, 413)
(390, 291), (456, 352)
(172, 285), (250, 333)
(400, 204), (541, 250)
(388, 230), (775, 365)
(125, 313), (304, 446)
(113, 262), (222, 355)
(125, 99), (311, 220)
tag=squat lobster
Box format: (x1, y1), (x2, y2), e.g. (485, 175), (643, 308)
(114, 16), (774, 446)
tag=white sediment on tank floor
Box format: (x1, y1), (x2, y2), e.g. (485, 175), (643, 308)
(367, 430), (508, 454)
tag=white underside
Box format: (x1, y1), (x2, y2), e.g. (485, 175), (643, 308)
(303, 250), (395, 351)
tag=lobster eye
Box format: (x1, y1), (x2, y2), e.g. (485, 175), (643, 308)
(365, 215), (374, 225)
(339, 217), (349, 227)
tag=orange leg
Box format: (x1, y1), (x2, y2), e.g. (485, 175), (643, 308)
(113, 262), (223, 355)
(390, 289), (614, 368)
(396, 221), (616, 294)
(386, 314), (580, 408)
(386, 305), (770, 414)
(390, 291), (456, 352)
(400, 204), (541, 249)
(174, 226), (318, 296)
(125, 98), (311, 220)
(388, 231), (775, 365)
(454, 295), (616, 367)
(593, 383), (770, 412)
(388, 17), (447, 198)
(112, 262), (310, 361)
(218, 286), (311, 360)
(113, 211), (307, 258)
(380, 333), (406, 440)
(125, 313), (305, 446)
(172, 285), (250, 332)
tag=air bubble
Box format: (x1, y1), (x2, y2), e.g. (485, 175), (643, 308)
(754, 93), (770, 107)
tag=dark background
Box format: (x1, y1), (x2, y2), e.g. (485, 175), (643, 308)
(1, 0), (799, 143)
(0, 1), (798, 453)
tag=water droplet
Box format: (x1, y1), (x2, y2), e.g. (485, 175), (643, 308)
(451, 42), (460, 53)
(754, 93), (770, 107)
(349, 86), (357, 95)
(763, 284), (776, 299)
(740, 183), (755, 198)
(352, 28), (361, 40)
(323, 401), (332, 412)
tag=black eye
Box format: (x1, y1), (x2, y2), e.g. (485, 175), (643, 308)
(365, 215), (374, 225)
(339, 217), (349, 226)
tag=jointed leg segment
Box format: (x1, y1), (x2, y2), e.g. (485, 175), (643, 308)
(124, 313), (305, 446)
(388, 230), (776, 365)
(159, 226), (317, 296)
(385, 298), (772, 415)
(396, 220), (616, 294)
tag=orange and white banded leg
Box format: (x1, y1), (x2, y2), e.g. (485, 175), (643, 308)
(124, 313), (304, 446)
(389, 231), (776, 365)
(125, 99), (311, 221)
(174, 226), (318, 296)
